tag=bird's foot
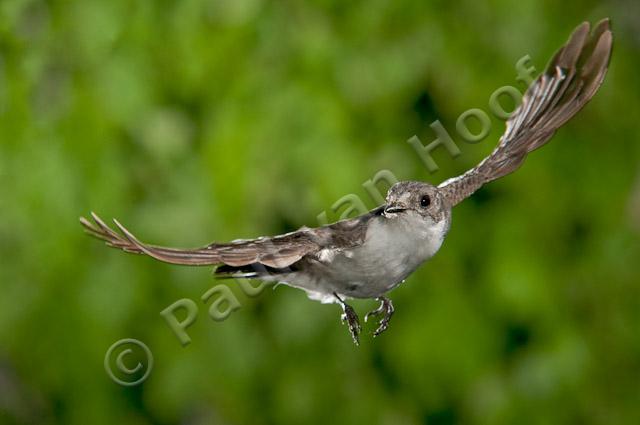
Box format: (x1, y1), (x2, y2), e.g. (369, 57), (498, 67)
(364, 297), (394, 337)
(334, 293), (361, 345)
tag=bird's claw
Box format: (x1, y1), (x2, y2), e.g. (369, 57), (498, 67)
(365, 297), (394, 337)
(364, 303), (384, 323)
(334, 293), (361, 345)
(340, 304), (361, 345)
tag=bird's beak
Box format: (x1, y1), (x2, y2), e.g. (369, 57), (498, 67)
(384, 204), (407, 215)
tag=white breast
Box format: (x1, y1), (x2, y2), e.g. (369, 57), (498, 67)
(362, 213), (448, 274)
(278, 212), (450, 303)
(319, 212), (449, 298)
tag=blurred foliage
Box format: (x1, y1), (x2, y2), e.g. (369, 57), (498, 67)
(1, 0), (640, 424)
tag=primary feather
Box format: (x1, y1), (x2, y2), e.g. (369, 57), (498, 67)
(439, 19), (612, 207)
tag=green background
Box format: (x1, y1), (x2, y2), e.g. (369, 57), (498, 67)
(1, 0), (639, 424)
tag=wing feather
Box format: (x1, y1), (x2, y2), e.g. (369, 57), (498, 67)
(439, 19), (612, 207)
(80, 212), (320, 270)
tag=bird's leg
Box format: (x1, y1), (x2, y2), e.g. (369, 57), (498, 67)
(364, 297), (394, 337)
(333, 293), (361, 345)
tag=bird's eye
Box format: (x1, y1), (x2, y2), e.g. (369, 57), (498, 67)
(420, 195), (431, 208)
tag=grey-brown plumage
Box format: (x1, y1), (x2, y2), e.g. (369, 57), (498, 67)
(81, 20), (613, 345)
(439, 19), (612, 206)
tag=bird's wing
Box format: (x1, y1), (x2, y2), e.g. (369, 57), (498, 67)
(80, 212), (322, 269)
(438, 19), (613, 207)
(81, 207), (382, 273)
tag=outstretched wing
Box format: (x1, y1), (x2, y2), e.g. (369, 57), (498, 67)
(439, 19), (613, 207)
(80, 212), (321, 271)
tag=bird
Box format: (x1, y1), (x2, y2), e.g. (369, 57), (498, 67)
(81, 20), (613, 345)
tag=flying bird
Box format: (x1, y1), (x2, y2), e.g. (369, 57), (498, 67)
(81, 20), (613, 345)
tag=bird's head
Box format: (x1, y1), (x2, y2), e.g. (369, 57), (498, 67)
(383, 181), (450, 225)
